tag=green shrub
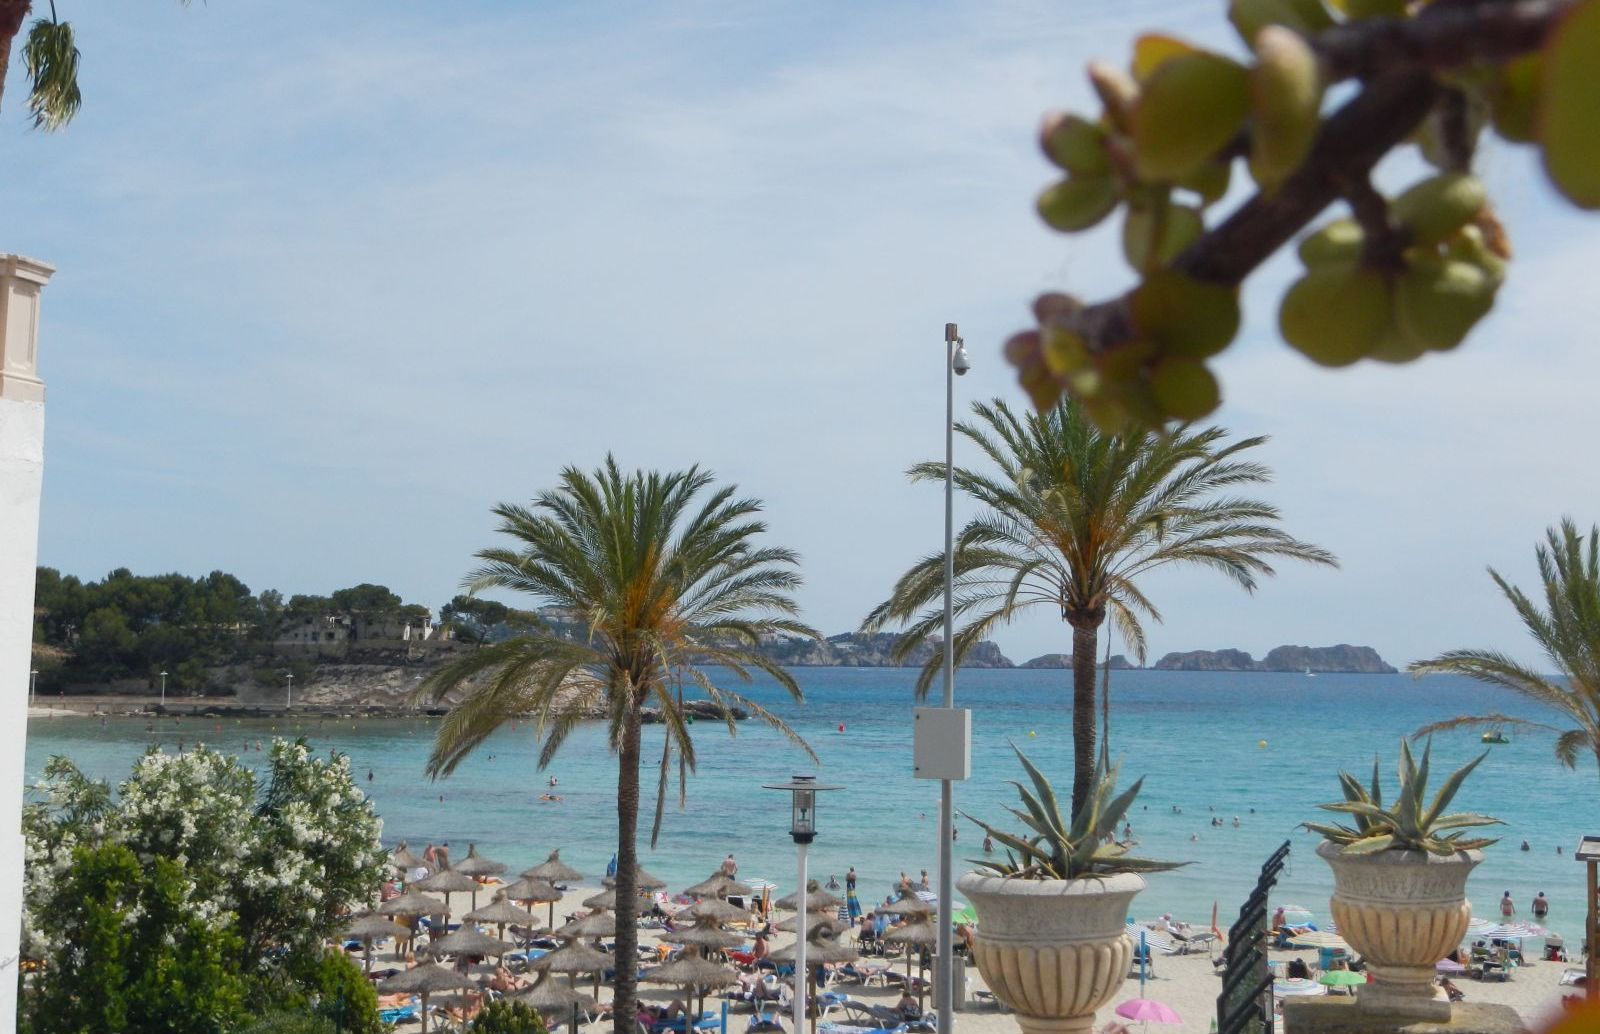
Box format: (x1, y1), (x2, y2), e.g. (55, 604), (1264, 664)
(238, 1012), (337, 1034)
(280, 948), (383, 1034)
(471, 1000), (550, 1034)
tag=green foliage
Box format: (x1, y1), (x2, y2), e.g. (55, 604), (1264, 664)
(471, 1000), (551, 1034)
(237, 1013), (337, 1034)
(21, 16), (81, 130)
(284, 949), (383, 1034)
(1305, 739), (1502, 855)
(863, 396), (1334, 811)
(25, 844), (247, 1034)
(965, 744), (1185, 880)
(1410, 519), (1600, 779)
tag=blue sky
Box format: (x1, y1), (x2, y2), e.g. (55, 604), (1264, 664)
(4, 1), (1598, 668)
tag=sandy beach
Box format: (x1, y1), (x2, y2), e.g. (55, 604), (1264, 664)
(358, 882), (1577, 1034)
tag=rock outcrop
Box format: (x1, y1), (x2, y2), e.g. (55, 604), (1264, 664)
(1019, 653), (1135, 670)
(758, 632), (1014, 668)
(1151, 644), (1396, 674)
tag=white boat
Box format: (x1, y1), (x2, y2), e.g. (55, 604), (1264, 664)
(1305, 667), (1315, 677)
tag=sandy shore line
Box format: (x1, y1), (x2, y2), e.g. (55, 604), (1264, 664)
(27, 706), (83, 718)
(356, 882), (1576, 1033)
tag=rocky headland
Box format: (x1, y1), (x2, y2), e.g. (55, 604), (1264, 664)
(1151, 644), (1395, 673)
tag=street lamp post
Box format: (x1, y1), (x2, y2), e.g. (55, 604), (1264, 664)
(938, 323), (970, 1032)
(159, 670), (167, 709)
(764, 776), (842, 1034)
(29, 669), (38, 707)
(285, 672), (294, 710)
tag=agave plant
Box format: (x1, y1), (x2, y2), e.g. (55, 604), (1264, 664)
(1306, 739), (1502, 855)
(964, 743), (1185, 880)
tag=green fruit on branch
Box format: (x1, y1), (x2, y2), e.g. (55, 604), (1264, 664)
(1249, 26), (1324, 192)
(1042, 328), (1093, 376)
(1150, 358), (1222, 419)
(1540, 0), (1600, 208)
(1088, 61), (1141, 135)
(1133, 52), (1251, 181)
(1489, 53), (1541, 144)
(1331, 0), (1406, 18)
(1129, 270), (1241, 359)
(1297, 218), (1365, 266)
(1444, 224), (1508, 284)
(1132, 33), (1199, 80)
(1366, 321), (1430, 365)
(1391, 173), (1487, 246)
(1279, 263), (1391, 366)
(1394, 258), (1498, 352)
(1122, 202), (1204, 271)
(1178, 160), (1231, 206)
(1005, 331), (1063, 412)
(1229, 0), (1309, 44)
(1037, 175), (1119, 232)
(1040, 113), (1111, 176)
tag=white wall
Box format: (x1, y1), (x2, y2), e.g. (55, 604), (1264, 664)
(0, 255), (52, 1034)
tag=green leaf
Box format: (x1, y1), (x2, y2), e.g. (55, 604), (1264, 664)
(1428, 812), (1503, 831)
(1340, 834), (1397, 855)
(1421, 750), (1490, 830)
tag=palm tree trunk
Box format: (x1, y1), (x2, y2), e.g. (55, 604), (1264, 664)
(613, 705), (644, 1034)
(1069, 619), (1100, 817)
(0, 2), (33, 116)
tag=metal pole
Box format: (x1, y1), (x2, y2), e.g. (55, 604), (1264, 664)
(286, 672), (294, 709)
(1588, 859), (1597, 1000)
(159, 670), (167, 709)
(795, 839), (809, 1034)
(29, 669), (37, 707)
(936, 324), (958, 1034)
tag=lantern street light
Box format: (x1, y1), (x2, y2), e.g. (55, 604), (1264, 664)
(285, 671), (294, 710)
(159, 670), (168, 709)
(764, 776), (842, 1034)
(29, 669), (38, 707)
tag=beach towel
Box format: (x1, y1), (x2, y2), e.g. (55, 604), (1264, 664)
(847, 890), (861, 920)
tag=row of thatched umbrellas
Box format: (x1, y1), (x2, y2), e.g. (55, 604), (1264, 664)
(345, 844), (938, 1034)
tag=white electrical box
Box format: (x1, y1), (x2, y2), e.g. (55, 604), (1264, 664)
(913, 707), (972, 780)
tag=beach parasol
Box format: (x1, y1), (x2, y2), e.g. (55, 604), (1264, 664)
(555, 911), (616, 939)
(885, 921), (937, 1005)
(379, 889), (448, 918)
(775, 912), (845, 934)
(644, 947), (739, 1017)
(1436, 958), (1467, 974)
(874, 892), (933, 918)
(1115, 998), (1183, 1028)
(1480, 921), (1549, 939)
(771, 929), (858, 1034)
(342, 913), (411, 972)
(1285, 930), (1349, 951)
(416, 870), (483, 909)
(951, 905), (977, 927)
(1272, 979), (1327, 997)
(424, 926), (515, 960)
(452, 843), (507, 879)
(776, 886), (844, 913)
(378, 963), (476, 1034)
(524, 850), (583, 885)
(668, 920), (747, 952)
(583, 886), (652, 911)
(683, 897), (748, 924)
(1318, 970), (1366, 992)
(604, 866), (668, 891)
(503, 875), (563, 928)
(514, 972), (599, 1017)
(533, 938), (613, 1000)
(683, 872), (753, 899)
(466, 893), (535, 931)
(391, 841), (424, 871)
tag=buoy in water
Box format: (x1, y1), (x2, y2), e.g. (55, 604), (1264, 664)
(838, 723), (845, 733)
(1029, 730), (1036, 738)
(1258, 740), (1268, 748)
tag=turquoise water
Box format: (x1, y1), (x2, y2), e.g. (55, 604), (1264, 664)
(24, 668), (1593, 933)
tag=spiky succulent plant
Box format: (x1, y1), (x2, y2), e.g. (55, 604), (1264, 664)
(964, 743), (1185, 880)
(1305, 738), (1502, 856)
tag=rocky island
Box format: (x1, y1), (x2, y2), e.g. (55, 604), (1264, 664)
(1151, 644), (1396, 674)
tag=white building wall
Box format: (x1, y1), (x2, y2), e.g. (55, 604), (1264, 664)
(0, 255), (53, 1034)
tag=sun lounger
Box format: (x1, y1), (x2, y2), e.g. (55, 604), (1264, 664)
(378, 1005), (418, 1024)
(748, 1001), (786, 1033)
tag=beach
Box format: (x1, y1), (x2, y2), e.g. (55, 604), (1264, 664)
(361, 881), (1577, 1034)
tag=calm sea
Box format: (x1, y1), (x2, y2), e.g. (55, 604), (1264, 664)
(24, 668), (1593, 932)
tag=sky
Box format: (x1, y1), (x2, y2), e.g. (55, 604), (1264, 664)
(4, 0), (1598, 670)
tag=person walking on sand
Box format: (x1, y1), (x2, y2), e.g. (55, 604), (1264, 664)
(1500, 891), (1515, 918)
(920, 870), (930, 891)
(1533, 892), (1549, 920)
(721, 853), (738, 878)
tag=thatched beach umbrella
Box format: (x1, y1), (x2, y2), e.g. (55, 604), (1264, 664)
(644, 947), (738, 1018)
(342, 913), (411, 973)
(605, 865), (667, 892)
(515, 971), (600, 1017)
(415, 867), (484, 913)
(425, 926), (515, 961)
(775, 885), (843, 913)
(669, 921), (746, 953)
(524, 850), (583, 885)
(379, 888), (451, 948)
(534, 938), (613, 1000)
(885, 920), (938, 1003)
(391, 841), (424, 871)
(582, 887), (648, 911)
(683, 897), (747, 924)
(874, 891), (934, 918)
(378, 963), (476, 1034)
(555, 910), (616, 939)
(772, 928), (859, 1034)
(466, 892), (538, 945)
(775, 912), (845, 935)
(453, 843), (507, 879)
(503, 875), (563, 929)
(683, 872), (752, 899)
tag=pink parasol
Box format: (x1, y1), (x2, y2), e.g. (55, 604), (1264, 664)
(1436, 958), (1467, 973)
(1114, 998), (1182, 1025)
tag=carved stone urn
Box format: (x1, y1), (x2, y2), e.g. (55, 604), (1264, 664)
(1317, 842), (1482, 1021)
(957, 871), (1144, 1034)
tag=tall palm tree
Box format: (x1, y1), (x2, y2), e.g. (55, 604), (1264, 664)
(864, 398), (1336, 813)
(418, 457), (817, 1034)
(1411, 519), (1600, 778)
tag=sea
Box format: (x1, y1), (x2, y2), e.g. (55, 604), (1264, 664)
(23, 668), (1593, 935)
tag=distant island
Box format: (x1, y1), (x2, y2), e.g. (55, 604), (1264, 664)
(1150, 644), (1396, 674)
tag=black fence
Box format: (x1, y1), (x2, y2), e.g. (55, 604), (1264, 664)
(1216, 840), (1291, 1034)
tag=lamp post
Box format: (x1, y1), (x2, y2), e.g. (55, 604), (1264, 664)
(29, 669), (37, 707)
(285, 672), (294, 710)
(159, 670), (167, 709)
(1578, 836), (1600, 999)
(764, 776), (842, 1034)
(939, 323), (969, 1033)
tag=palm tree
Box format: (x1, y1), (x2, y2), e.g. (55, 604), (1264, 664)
(418, 457), (818, 1034)
(864, 398), (1336, 813)
(1411, 519), (1600, 778)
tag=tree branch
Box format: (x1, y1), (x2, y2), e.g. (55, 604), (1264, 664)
(1036, 0), (1569, 359)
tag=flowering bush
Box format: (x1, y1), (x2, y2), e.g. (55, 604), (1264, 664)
(23, 739), (386, 1006)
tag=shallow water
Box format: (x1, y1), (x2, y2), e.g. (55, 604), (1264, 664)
(25, 668), (1592, 931)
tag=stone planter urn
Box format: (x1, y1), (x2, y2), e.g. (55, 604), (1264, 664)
(957, 871), (1144, 1034)
(1317, 841), (1482, 1021)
